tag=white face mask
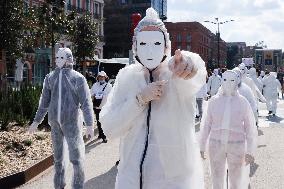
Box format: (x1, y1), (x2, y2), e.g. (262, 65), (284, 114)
(56, 49), (67, 68)
(221, 71), (238, 96)
(238, 64), (247, 76)
(136, 31), (165, 70)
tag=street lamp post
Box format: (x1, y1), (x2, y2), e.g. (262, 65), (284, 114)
(204, 18), (234, 67)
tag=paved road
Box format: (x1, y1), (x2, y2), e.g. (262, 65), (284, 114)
(19, 100), (284, 189)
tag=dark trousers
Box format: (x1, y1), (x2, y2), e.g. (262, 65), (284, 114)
(94, 108), (106, 139)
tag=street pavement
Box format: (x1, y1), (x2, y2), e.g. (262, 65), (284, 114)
(18, 100), (284, 189)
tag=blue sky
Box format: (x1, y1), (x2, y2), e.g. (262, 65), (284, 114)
(167, 0), (284, 50)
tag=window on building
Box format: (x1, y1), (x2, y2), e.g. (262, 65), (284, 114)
(177, 34), (182, 42)
(68, 0), (71, 5)
(24, 0), (29, 13)
(186, 34), (191, 42)
(94, 3), (99, 14)
(77, 0), (80, 8)
(86, 0), (89, 10)
(121, 0), (127, 4)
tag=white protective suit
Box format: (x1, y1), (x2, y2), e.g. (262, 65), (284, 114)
(258, 71), (265, 82)
(200, 70), (257, 189)
(207, 69), (222, 96)
(249, 68), (263, 92)
(29, 48), (94, 189)
(263, 72), (282, 115)
(100, 8), (206, 189)
(233, 67), (258, 124)
(238, 63), (265, 103)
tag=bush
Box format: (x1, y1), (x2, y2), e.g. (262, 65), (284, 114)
(0, 84), (44, 131)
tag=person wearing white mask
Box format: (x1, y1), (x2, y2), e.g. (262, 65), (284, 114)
(207, 68), (222, 97)
(200, 70), (257, 189)
(90, 71), (112, 143)
(258, 70), (265, 82)
(99, 8), (206, 189)
(28, 48), (94, 189)
(249, 67), (263, 92)
(262, 72), (282, 116)
(233, 67), (258, 124)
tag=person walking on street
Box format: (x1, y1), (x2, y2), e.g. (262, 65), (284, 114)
(90, 71), (112, 143)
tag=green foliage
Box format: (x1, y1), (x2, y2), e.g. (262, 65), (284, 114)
(0, 0), (25, 58)
(0, 85), (42, 131)
(71, 13), (99, 63)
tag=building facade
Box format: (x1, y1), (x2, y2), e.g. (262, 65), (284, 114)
(103, 0), (167, 58)
(255, 49), (282, 72)
(164, 22), (227, 68)
(17, 0), (105, 84)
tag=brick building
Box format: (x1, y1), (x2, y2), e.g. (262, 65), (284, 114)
(164, 22), (227, 68)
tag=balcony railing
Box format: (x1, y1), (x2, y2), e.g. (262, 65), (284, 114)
(67, 4), (87, 14)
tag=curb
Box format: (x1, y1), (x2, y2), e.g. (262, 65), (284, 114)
(0, 155), (53, 189)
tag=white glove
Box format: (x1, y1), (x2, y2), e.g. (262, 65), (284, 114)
(138, 80), (167, 104)
(85, 126), (94, 140)
(28, 122), (39, 134)
(169, 49), (197, 80)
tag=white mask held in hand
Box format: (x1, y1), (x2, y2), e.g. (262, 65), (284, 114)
(136, 31), (165, 70)
(221, 71), (238, 96)
(56, 48), (73, 68)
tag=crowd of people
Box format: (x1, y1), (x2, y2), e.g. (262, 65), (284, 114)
(26, 7), (282, 189)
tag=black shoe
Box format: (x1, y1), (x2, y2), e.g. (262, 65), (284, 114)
(102, 138), (108, 143)
(115, 160), (120, 166)
(268, 111), (272, 115)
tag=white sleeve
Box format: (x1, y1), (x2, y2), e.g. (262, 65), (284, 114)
(99, 69), (147, 139)
(168, 51), (207, 98)
(90, 85), (96, 96)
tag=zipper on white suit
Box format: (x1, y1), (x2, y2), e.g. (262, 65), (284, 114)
(58, 69), (62, 126)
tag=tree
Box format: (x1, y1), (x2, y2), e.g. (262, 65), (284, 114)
(71, 13), (99, 75)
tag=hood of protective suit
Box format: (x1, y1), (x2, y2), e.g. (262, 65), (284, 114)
(55, 48), (74, 68)
(221, 70), (238, 96)
(270, 72), (277, 78)
(132, 8), (171, 70)
(249, 68), (257, 78)
(232, 67), (242, 86)
(238, 63), (247, 76)
(213, 69), (219, 76)
(260, 71), (265, 77)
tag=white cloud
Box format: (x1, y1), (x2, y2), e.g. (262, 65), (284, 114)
(166, 0), (284, 50)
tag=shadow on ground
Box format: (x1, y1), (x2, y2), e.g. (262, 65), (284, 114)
(84, 166), (117, 189)
(250, 162), (259, 177)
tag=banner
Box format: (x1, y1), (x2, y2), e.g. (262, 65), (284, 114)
(264, 50), (273, 65)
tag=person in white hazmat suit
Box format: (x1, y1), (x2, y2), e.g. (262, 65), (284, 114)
(233, 67), (258, 121)
(99, 8), (206, 189)
(207, 68), (222, 97)
(258, 70), (265, 82)
(200, 70), (257, 189)
(249, 67), (263, 92)
(28, 48), (94, 189)
(262, 72), (282, 116)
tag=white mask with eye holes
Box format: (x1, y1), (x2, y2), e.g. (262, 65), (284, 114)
(55, 48), (73, 68)
(221, 71), (238, 96)
(136, 31), (165, 70)
(238, 63), (247, 76)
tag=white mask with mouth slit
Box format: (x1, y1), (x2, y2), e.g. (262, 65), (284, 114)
(136, 31), (165, 70)
(221, 71), (238, 96)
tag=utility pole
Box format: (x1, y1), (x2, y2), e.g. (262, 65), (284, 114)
(204, 18), (234, 67)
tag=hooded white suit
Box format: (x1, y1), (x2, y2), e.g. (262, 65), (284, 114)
(100, 8), (206, 189)
(200, 71), (257, 189)
(249, 68), (263, 92)
(207, 69), (222, 96)
(263, 72), (282, 115)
